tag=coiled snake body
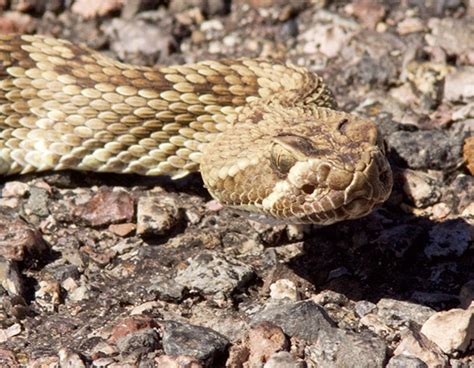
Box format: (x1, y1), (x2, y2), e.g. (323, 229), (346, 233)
(0, 34), (392, 224)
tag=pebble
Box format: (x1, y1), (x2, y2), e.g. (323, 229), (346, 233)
(264, 351), (305, 368)
(1, 181), (29, 197)
(401, 169), (441, 208)
(444, 67), (474, 102)
(0, 210), (49, 262)
(393, 328), (448, 368)
(252, 300), (335, 343)
(136, 193), (182, 236)
(0, 258), (24, 296)
(74, 189), (134, 227)
(116, 328), (160, 356)
(386, 355), (428, 368)
(155, 355), (203, 368)
(376, 298), (435, 327)
(246, 322), (289, 367)
(420, 306), (474, 354)
(175, 252), (254, 297)
(425, 219), (471, 258)
(146, 274), (185, 302)
(269, 279), (299, 301)
(161, 321), (229, 365)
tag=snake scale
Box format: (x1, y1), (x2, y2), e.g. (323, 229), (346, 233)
(0, 34), (392, 224)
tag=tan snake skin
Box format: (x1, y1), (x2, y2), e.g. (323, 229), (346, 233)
(0, 34), (392, 224)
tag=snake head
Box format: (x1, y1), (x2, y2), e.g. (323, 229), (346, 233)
(261, 116), (393, 224)
(200, 108), (392, 225)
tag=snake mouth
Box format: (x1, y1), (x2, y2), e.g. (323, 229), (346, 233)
(288, 148), (393, 224)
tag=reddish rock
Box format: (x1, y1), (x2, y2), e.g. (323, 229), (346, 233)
(0, 11), (35, 33)
(74, 189), (134, 227)
(109, 316), (158, 343)
(246, 322), (289, 366)
(108, 223), (136, 237)
(350, 0), (385, 30)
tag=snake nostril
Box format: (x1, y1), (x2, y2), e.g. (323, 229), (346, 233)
(301, 184), (316, 194)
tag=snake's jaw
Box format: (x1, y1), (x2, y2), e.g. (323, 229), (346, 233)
(259, 145), (393, 224)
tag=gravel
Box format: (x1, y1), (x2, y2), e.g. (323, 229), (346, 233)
(0, 0), (473, 367)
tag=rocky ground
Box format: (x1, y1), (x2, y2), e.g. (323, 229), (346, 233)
(0, 0), (473, 367)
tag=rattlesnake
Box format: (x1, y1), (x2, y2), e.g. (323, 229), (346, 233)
(0, 34), (392, 224)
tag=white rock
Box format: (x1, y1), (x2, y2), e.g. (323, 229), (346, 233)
(270, 279), (299, 301)
(420, 306), (474, 354)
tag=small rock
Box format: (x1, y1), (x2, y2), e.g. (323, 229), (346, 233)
(402, 169), (441, 208)
(464, 136), (474, 175)
(58, 349), (86, 368)
(269, 279), (299, 301)
(147, 274), (185, 302)
(0, 258), (24, 296)
(312, 290), (349, 306)
(25, 186), (50, 217)
(0, 210), (49, 262)
(161, 321), (229, 365)
(116, 328), (160, 356)
(251, 300), (335, 343)
(425, 219), (471, 258)
(136, 193), (182, 236)
(0, 323), (21, 343)
(104, 13), (175, 65)
(305, 329), (387, 368)
(155, 355), (203, 368)
(175, 252), (254, 297)
(246, 322), (289, 367)
(376, 298), (435, 327)
(460, 280), (474, 309)
(354, 300), (377, 317)
(349, 0), (385, 30)
(108, 223), (136, 237)
(393, 328), (448, 368)
(72, 0), (123, 18)
(0, 11), (35, 33)
(1, 181), (29, 197)
(420, 306), (474, 354)
(264, 351), (305, 368)
(426, 18), (474, 60)
(386, 355), (428, 368)
(74, 189), (134, 227)
(397, 17), (425, 35)
(444, 67), (474, 102)
(109, 316), (158, 343)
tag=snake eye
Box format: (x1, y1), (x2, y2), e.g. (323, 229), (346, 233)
(270, 143), (298, 174)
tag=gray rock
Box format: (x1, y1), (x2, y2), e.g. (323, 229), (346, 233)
(376, 298), (435, 328)
(401, 169), (441, 208)
(251, 300), (335, 343)
(386, 355), (428, 368)
(264, 351), (305, 368)
(425, 219), (471, 258)
(104, 11), (176, 65)
(25, 186), (50, 217)
(387, 129), (463, 171)
(161, 321), (229, 365)
(116, 328), (160, 356)
(426, 18), (474, 59)
(147, 274), (185, 302)
(305, 329), (387, 368)
(354, 300), (377, 318)
(175, 252), (254, 297)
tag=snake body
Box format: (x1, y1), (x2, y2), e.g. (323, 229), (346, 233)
(0, 34), (392, 224)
